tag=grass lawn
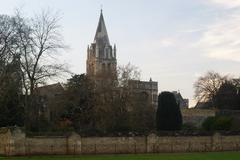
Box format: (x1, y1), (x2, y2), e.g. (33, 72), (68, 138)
(1, 152), (240, 160)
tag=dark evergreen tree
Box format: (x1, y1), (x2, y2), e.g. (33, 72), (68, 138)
(156, 91), (182, 131)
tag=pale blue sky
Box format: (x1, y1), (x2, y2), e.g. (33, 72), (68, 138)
(1, 0), (240, 107)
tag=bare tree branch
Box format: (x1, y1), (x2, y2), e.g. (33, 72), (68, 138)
(194, 71), (228, 104)
(13, 9), (69, 95)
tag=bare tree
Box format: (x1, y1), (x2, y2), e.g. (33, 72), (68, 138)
(194, 71), (227, 105)
(117, 63), (154, 132)
(84, 63), (142, 133)
(117, 62), (141, 87)
(12, 10), (67, 96)
(0, 15), (22, 99)
(0, 15), (16, 59)
(116, 63), (141, 109)
(0, 15), (19, 82)
(5, 10), (69, 130)
(232, 78), (240, 94)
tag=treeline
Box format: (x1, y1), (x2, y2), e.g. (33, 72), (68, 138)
(55, 73), (156, 135)
(0, 10), (67, 129)
(39, 74), (184, 135)
(193, 71), (240, 131)
(194, 71), (240, 110)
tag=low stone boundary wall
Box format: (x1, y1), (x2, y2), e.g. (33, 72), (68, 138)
(1, 128), (240, 156)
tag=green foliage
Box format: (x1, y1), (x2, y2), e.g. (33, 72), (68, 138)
(63, 74), (95, 132)
(202, 117), (214, 131)
(107, 97), (130, 133)
(0, 94), (24, 127)
(202, 116), (233, 131)
(62, 74), (155, 135)
(156, 91), (182, 131)
(182, 123), (198, 131)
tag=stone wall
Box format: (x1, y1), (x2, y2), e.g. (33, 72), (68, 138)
(0, 128), (11, 156)
(1, 128), (240, 156)
(81, 136), (147, 154)
(181, 109), (216, 127)
(26, 136), (67, 155)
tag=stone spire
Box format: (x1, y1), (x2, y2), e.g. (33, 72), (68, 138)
(94, 10), (110, 45)
(87, 10), (117, 81)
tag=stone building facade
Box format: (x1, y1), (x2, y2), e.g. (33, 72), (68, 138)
(33, 11), (159, 125)
(35, 83), (66, 122)
(172, 91), (189, 108)
(128, 79), (158, 108)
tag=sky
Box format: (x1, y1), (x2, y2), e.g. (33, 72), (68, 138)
(1, 0), (240, 107)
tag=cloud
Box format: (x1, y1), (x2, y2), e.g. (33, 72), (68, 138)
(208, 0), (240, 8)
(123, 37), (179, 56)
(138, 37), (178, 50)
(196, 10), (240, 62)
(157, 38), (177, 47)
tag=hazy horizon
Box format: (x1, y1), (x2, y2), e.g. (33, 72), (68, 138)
(1, 0), (240, 107)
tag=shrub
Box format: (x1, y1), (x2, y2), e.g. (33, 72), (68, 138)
(202, 117), (215, 131)
(214, 116), (232, 130)
(202, 116), (233, 131)
(156, 92), (182, 131)
(182, 123), (198, 131)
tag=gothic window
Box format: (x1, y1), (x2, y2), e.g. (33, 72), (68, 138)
(153, 95), (158, 103)
(110, 47), (113, 58)
(106, 47), (110, 59)
(104, 47), (107, 58)
(108, 63), (111, 72)
(107, 49), (110, 58)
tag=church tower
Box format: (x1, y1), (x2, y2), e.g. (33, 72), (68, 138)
(86, 10), (117, 83)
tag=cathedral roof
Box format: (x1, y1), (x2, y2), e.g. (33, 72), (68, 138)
(94, 10), (110, 45)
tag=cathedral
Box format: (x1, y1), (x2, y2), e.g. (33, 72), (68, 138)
(86, 10), (158, 107)
(33, 10), (158, 126)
